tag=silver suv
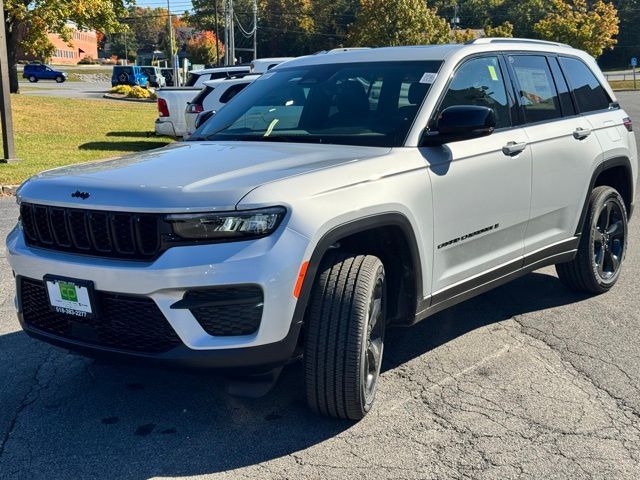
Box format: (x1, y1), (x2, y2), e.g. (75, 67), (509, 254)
(7, 39), (637, 420)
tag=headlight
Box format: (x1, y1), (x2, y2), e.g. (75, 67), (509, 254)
(166, 207), (286, 241)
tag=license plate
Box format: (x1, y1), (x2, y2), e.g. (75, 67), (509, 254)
(44, 276), (95, 319)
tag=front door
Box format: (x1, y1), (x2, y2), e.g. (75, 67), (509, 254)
(421, 55), (532, 295)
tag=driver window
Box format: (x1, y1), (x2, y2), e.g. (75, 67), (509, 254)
(438, 56), (511, 129)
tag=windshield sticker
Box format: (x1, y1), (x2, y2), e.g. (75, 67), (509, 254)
(488, 65), (499, 81)
(419, 72), (437, 84)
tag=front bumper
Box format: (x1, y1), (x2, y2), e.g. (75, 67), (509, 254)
(7, 223), (310, 369)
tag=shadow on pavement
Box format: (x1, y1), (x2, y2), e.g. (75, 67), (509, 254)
(105, 131), (156, 138)
(0, 271), (588, 479)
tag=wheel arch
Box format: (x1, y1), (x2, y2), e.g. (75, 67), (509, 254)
(576, 156), (635, 236)
(291, 213), (424, 329)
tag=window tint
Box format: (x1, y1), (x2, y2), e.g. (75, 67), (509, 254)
(548, 57), (575, 116)
(510, 55), (562, 123)
(558, 57), (611, 113)
(185, 73), (201, 87)
(219, 83), (249, 103)
(439, 56), (511, 129)
(193, 61), (442, 147)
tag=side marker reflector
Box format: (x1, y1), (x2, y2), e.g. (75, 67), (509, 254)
(294, 261), (309, 298)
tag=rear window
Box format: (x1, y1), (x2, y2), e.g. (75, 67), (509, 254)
(558, 57), (611, 113)
(191, 86), (214, 106)
(114, 67), (133, 75)
(185, 73), (201, 87)
(219, 83), (249, 103)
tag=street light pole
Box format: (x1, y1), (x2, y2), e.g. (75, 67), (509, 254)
(0, 0), (17, 163)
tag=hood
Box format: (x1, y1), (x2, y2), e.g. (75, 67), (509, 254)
(17, 142), (391, 212)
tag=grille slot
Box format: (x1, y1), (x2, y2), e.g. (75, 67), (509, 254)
(20, 203), (162, 260)
(20, 278), (182, 353)
(182, 286), (263, 336)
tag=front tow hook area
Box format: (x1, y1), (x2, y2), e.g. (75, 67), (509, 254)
(225, 366), (284, 398)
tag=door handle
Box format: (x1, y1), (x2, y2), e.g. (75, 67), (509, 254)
(573, 127), (592, 140)
(502, 141), (527, 156)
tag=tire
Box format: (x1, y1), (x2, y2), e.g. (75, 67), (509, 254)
(55, 75), (64, 83)
(556, 186), (628, 294)
(304, 253), (386, 420)
(28, 76), (37, 83)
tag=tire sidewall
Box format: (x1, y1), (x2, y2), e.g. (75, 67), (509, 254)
(587, 189), (628, 288)
(359, 262), (386, 414)
(29, 76), (37, 82)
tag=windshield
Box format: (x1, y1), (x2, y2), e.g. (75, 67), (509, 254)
(190, 61), (442, 147)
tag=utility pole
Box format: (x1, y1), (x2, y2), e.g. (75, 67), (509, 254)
(229, 0), (235, 65)
(214, 0), (220, 65)
(0, 0), (17, 163)
(252, 0), (257, 60)
(167, 0), (179, 85)
(223, 0), (229, 65)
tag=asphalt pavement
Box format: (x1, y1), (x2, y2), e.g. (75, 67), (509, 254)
(17, 80), (111, 100)
(2, 92), (640, 479)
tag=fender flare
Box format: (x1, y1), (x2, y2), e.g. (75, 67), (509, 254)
(290, 212), (425, 328)
(575, 156), (634, 236)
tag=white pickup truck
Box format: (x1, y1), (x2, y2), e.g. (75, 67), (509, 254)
(155, 87), (201, 138)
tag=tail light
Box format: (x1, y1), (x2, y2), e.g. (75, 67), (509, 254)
(186, 102), (204, 114)
(157, 98), (169, 117)
(623, 117), (633, 132)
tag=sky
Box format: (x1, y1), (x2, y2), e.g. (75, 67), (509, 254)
(135, 0), (195, 15)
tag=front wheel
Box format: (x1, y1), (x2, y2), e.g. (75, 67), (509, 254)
(55, 75), (65, 83)
(304, 253), (386, 420)
(556, 186), (628, 294)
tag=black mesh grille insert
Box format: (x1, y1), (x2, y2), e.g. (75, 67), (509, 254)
(20, 203), (162, 260)
(20, 278), (182, 353)
(184, 286), (263, 336)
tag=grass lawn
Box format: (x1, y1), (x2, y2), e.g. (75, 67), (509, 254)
(0, 95), (172, 185)
(608, 80), (640, 91)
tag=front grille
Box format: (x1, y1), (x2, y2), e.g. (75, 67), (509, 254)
(183, 286), (263, 336)
(20, 203), (162, 260)
(20, 278), (182, 353)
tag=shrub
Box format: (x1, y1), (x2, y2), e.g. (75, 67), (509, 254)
(126, 86), (151, 99)
(78, 56), (98, 65)
(109, 84), (132, 95)
(149, 91), (158, 100)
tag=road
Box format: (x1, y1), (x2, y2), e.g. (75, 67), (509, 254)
(1, 92), (640, 479)
(17, 80), (111, 100)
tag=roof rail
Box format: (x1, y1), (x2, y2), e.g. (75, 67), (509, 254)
(466, 37), (571, 48)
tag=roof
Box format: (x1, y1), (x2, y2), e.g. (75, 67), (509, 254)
(280, 39), (581, 69)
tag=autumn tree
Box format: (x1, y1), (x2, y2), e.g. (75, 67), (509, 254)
(451, 29), (476, 43)
(185, 31), (224, 66)
(3, 0), (131, 93)
(347, 0), (450, 47)
(534, 0), (619, 57)
(484, 21), (513, 38)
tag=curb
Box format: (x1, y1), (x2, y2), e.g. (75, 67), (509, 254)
(1, 185), (19, 196)
(103, 93), (155, 103)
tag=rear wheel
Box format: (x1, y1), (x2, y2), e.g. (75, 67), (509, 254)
(556, 186), (628, 294)
(28, 75), (37, 83)
(304, 253), (386, 420)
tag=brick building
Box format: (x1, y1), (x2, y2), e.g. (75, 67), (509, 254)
(19, 22), (99, 64)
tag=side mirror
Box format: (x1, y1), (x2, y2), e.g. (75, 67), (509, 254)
(421, 105), (496, 146)
(195, 110), (216, 129)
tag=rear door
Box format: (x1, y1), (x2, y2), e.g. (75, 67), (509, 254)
(507, 54), (602, 255)
(424, 55), (532, 294)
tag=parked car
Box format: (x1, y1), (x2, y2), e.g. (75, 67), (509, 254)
(111, 65), (149, 87)
(139, 65), (166, 88)
(184, 75), (259, 138)
(155, 87), (201, 137)
(185, 66), (251, 87)
(160, 68), (175, 87)
(249, 57), (294, 73)
(22, 63), (67, 83)
(8, 39), (637, 420)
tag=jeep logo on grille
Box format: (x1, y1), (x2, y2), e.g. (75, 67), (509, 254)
(71, 190), (90, 200)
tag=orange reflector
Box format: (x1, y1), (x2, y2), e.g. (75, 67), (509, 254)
(293, 261), (309, 298)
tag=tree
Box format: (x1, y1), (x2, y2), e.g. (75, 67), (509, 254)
(3, 0), (131, 93)
(108, 30), (138, 62)
(484, 21), (513, 38)
(185, 31), (224, 66)
(347, 0), (450, 47)
(451, 29), (476, 43)
(534, 0), (619, 57)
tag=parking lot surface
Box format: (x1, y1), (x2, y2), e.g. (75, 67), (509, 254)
(2, 92), (640, 480)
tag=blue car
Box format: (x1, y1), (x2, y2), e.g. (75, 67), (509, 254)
(111, 65), (149, 87)
(23, 63), (67, 83)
